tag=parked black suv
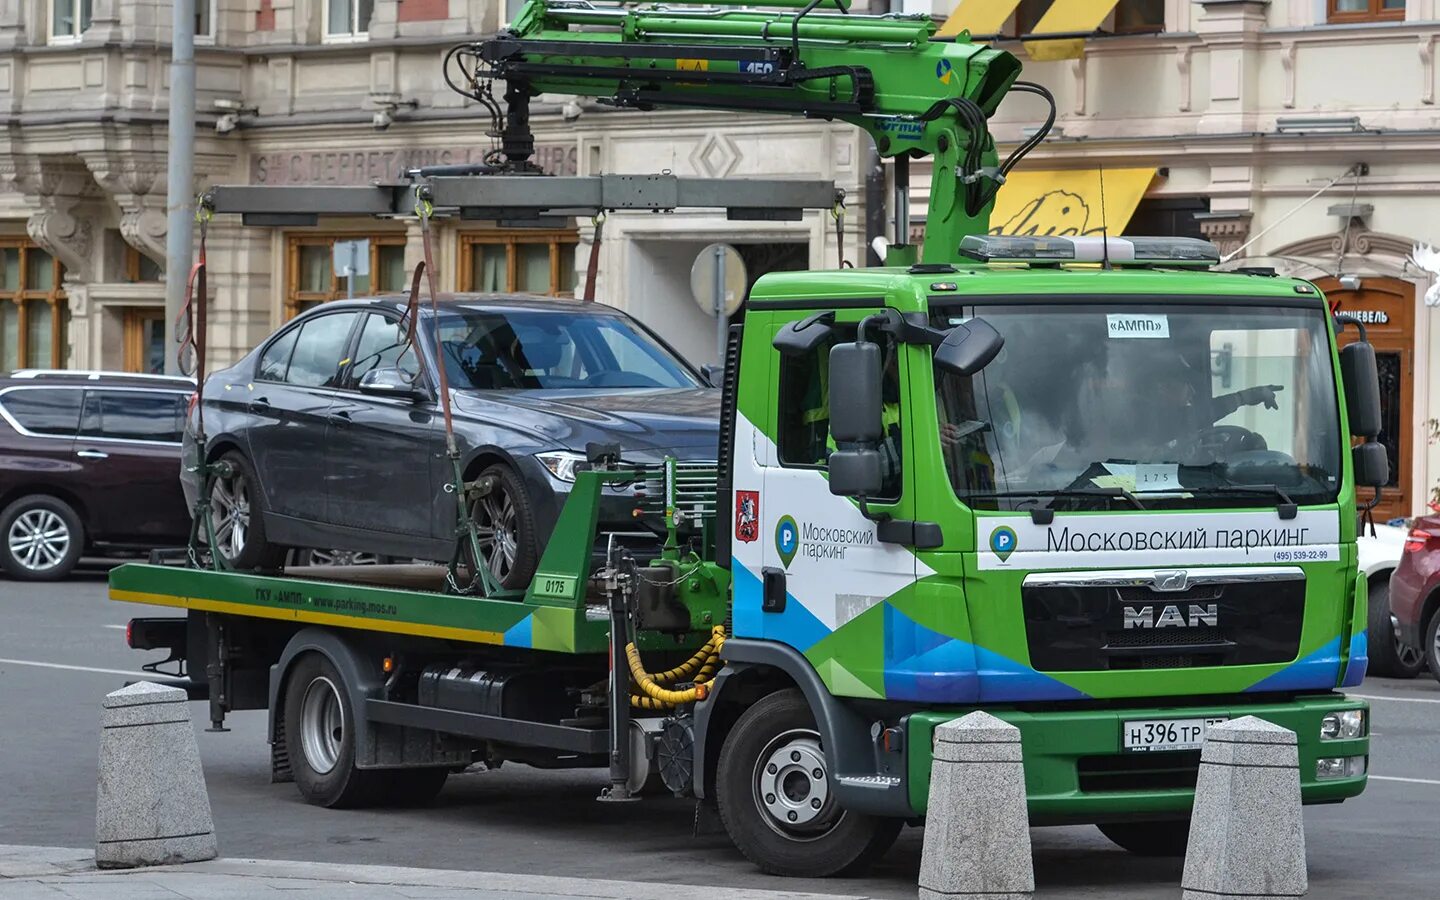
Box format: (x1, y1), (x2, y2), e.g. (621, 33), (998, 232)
(0, 370), (194, 580)
(184, 295), (720, 588)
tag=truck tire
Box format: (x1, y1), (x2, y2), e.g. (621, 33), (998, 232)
(466, 463), (539, 591)
(715, 688), (901, 877)
(1366, 577), (1423, 679)
(1096, 819), (1190, 857)
(206, 451), (286, 572)
(283, 653), (385, 809)
(0, 494), (84, 581)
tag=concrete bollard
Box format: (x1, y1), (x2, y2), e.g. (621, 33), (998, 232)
(1182, 716), (1306, 900)
(919, 711), (1033, 900)
(96, 681), (218, 868)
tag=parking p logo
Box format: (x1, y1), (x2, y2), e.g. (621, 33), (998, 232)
(990, 525), (1017, 562)
(775, 515), (799, 569)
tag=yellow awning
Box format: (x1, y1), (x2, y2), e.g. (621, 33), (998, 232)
(938, 0), (1022, 39)
(1025, 0), (1122, 61)
(988, 167), (1155, 237)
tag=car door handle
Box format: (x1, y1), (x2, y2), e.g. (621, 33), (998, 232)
(76, 449), (109, 460)
(328, 411), (352, 427)
(248, 396), (271, 413)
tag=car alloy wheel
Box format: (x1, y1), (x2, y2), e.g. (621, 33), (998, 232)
(471, 488), (518, 583)
(208, 469), (251, 562)
(6, 508), (71, 573)
(1394, 615), (1425, 671)
(308, 549), (383, 567)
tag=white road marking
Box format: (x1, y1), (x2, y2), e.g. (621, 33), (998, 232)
(103, 625), (127, 630)
(1370, 775), (1440, 787)
(1351, 692), (1440, 705)
(0, 657), (153, 678)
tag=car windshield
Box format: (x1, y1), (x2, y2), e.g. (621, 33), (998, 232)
(431, 309), (699, 390)
(933, 302), (1343, 511)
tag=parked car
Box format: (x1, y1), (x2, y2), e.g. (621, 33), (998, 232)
(1389, 514), (1440, 684)
(0, 369), (194, 580)
(1359, 522), (1424, 678)
(184, 295), (720, 588)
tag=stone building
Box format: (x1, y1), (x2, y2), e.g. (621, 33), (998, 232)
(2, 0), (1437, 514)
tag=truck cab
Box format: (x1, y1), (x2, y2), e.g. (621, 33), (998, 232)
(719, 236), (1374, 856)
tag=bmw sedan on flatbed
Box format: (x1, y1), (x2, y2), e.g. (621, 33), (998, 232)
(182, 295), (719, 587)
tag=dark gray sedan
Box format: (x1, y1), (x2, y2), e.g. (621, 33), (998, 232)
(182, 295), (719, 588)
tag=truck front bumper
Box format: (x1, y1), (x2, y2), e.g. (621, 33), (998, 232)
(905, 693), (1368, 821)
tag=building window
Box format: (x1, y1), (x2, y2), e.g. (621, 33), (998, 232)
(125, 246), (164, 283)
(0, 240), (69, 370)
(284, 233), (407, 320)
(458, 231), (578, 296)
(1011, 0), (1165, 36)
(1327, 0), (1405, 23)
(325, 0), (373, 39)
(49, 0), (92, 43)
(195, 0), (218, 42)
(122, 309), (166, 374)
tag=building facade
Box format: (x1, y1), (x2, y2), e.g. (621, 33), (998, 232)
(2, 0), (1437, 515)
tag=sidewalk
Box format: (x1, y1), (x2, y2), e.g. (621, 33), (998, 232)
(0, 845), (877, 900)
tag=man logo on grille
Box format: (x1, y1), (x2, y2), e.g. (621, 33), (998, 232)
(1123, 604), (1219, 629)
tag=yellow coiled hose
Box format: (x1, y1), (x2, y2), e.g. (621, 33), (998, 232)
(628, 624), (726, 709)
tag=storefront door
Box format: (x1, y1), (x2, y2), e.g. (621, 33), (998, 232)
(1318, 277), (1415, 521)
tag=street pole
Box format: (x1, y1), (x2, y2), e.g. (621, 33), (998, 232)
(712, 243), (726, 366)
(163, 0), (197, 376)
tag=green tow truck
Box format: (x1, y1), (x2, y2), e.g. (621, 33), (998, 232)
(113, 0), (1389, 877)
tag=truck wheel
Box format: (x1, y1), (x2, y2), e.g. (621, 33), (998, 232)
(207, 451), (286, 572)
(0, 494), (83, 581)
(715, 689), (901, 877)
(1366, 577), (1422, 679)
(467, 463), (539, 591)
(283, 653), (384, 808)
(1096, 819), (1190, 856)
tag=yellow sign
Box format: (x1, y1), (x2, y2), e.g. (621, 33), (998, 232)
(938, 0), (1022, 38)
(1025, 0), (1122, 62)
(676, 59), (710, 72)
(988, 168), (1155, 237)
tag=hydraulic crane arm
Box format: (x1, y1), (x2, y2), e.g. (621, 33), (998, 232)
(451, 0), (1052, 264)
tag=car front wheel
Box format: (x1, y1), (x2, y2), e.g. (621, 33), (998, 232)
(466, 463), (539, 591)
(0, 495), (84, 580)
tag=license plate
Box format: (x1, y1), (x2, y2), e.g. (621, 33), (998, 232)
(1122, 717), (1228, 753)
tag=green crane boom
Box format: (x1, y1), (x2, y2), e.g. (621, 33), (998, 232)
(452, 0), (1048, 265)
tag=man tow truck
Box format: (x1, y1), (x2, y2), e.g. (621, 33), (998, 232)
(112, 0), (1388, 877)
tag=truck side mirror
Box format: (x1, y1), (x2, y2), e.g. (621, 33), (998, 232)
(828, 342), (883, 444)
(1339, 338), (1382, 438)
(826, 341), (885, 499)
(934, 317), (1004, 377)
(1353, 441), (1389, 490)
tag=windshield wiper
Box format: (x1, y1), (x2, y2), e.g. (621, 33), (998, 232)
(1184, 484), (1298, 520)
(963, 487), (1145, 524)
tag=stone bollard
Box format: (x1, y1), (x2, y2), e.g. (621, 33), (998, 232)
(1182, 716), (1306, 900)
(919, 711), (1033, 900)
(96, 682), (218, 868)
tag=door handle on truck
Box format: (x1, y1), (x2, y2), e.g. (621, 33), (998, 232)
(76, 449), (109, 460)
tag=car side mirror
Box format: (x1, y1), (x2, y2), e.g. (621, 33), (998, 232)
(700, 363), (724, 388)
(1339, 341), (1382, 439)
(1353, 441), (1388, 489)
(358, 367), (427, 402)
(934, 317), (1003, 377)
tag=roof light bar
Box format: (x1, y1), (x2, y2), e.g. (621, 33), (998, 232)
(958, 235), (1220, 267)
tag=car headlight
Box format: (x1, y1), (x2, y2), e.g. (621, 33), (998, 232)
(1320, 709), (1365, 741)
(1316, 756), (1366, 780)
(536, 451), (588, 483)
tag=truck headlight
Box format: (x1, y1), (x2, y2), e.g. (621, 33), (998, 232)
(536, 451), (588, 483)
(1316, 756), (1366, 780)
(1320, 709), (1365, 740)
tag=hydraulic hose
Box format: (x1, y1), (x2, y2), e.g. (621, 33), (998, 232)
(626, 624), (726, 707)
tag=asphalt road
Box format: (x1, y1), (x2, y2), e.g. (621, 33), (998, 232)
(2, 566), (1437, 899)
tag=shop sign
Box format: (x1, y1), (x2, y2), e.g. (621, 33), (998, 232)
(250, 144), (578, 185)
(1341, 309), (1389, 325)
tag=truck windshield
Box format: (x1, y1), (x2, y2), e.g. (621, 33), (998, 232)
(932, 302), (1343, 511)
(431, 309), (699, 390)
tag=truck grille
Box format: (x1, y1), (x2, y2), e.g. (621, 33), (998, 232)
(1078, 751), (1201, 793)
(1022, 569), (1305, 672)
